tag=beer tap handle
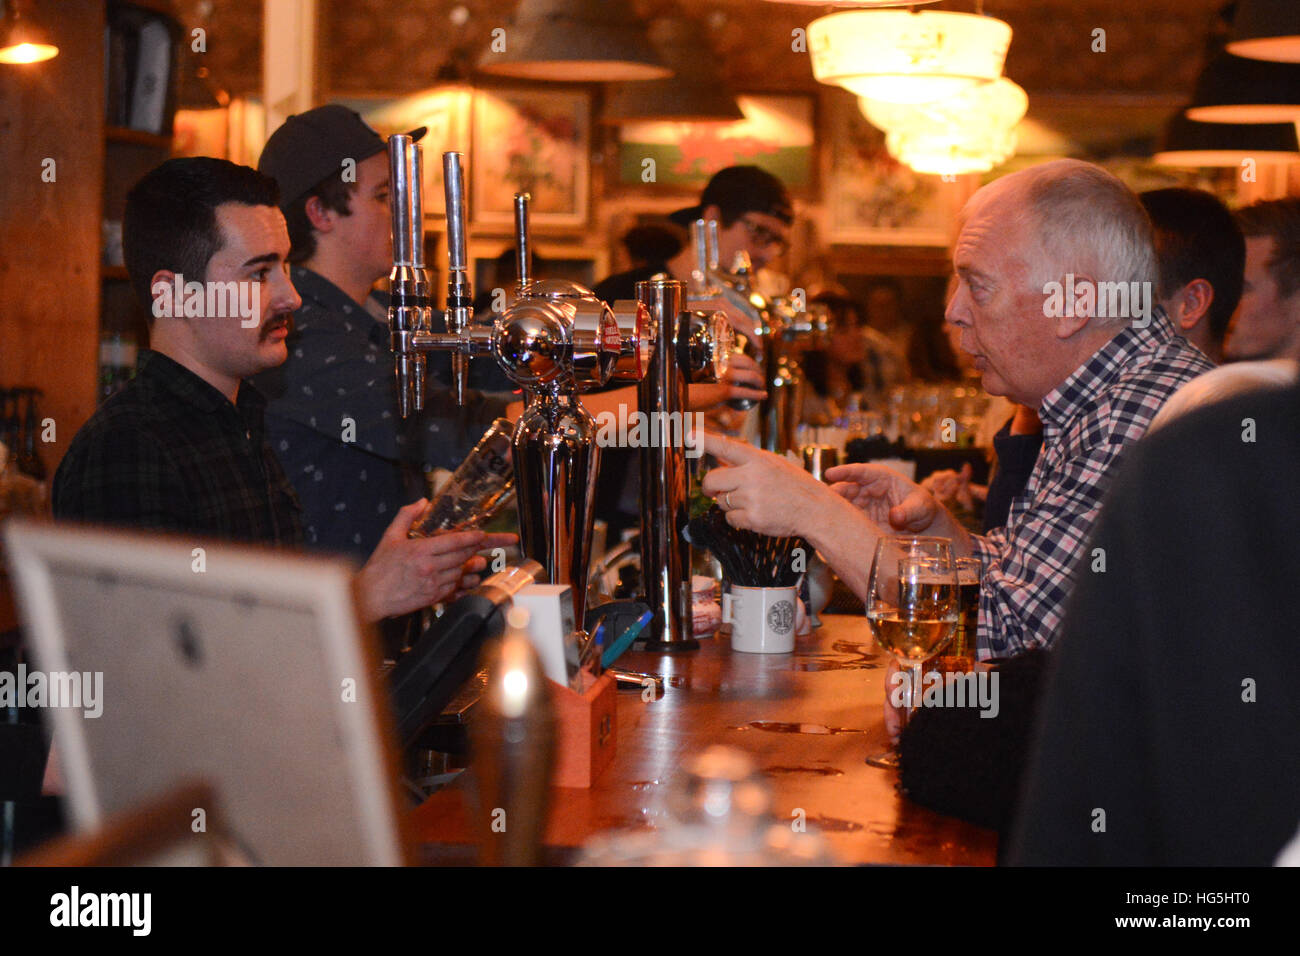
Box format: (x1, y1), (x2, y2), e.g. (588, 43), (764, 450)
(388, 133), (428, 417)
(705, 219), (720, 272)
(514, 193), (532, 294)
(443, 151), (472, 405)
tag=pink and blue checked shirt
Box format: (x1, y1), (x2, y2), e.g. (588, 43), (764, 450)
(971, 309), (1215, 658)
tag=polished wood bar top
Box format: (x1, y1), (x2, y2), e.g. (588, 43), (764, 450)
(411, 614), (998, 865)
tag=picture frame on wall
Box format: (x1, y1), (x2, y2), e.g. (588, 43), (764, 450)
(338, 89), (473, 219)
(822, 89), (957, 247)
(469, 87), (591, 231)
(614, 93), (816, 192)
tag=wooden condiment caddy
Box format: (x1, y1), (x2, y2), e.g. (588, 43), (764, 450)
(546, 671), (617, 788)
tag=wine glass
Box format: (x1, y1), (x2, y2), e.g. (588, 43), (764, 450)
(864, 535), (959, 769)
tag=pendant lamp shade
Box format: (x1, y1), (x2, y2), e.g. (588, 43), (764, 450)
(860, 78), (1028, 137)
(1184, 54), (1300, 123)
(603, 18), (743, 123)
(809, 10), (1012, 105)
(1153, 114), (1300, 166)
(1226, 0), (1300, 63)
(886, 125), (1018, 176)
(477, 0), (670, 82)
(0, 1), (57, 64)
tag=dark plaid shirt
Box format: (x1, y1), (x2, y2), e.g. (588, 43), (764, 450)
(970, 309), (1215, 658)
(53, 350), (303, 546)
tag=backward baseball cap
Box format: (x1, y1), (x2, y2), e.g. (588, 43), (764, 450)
(257, 104), (427, 210)
(668, 165), (793, 229)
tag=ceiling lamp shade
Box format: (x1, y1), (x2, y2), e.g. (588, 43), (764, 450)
(1184, 54), (1300, 123)
(809, 10), (1012, 105)
(603, 18), (743, 123)
(1153, 114), (1300, 167)
(477, 0), (670, 82)
(0, 1), (57, 64)
(887, 124), (1018, 176)
(1226, 0), (1300, 63)
(860, 77), (1028, 137)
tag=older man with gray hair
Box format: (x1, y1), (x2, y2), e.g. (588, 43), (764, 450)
(704, 159), (1214, 657)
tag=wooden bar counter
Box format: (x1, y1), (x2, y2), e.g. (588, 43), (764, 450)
(411, 614), (998, 865)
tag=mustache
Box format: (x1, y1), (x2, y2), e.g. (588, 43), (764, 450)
(259, 312), (294, 342)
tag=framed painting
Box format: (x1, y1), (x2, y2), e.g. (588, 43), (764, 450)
(822, 89), (957, 246)
(337, 89), (473, 219)
(469, 87), (591, 231)
(616, 94), (815, 191)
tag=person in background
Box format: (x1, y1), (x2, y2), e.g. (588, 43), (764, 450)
(592, 165), (794, 310)
(1224, 197), (1300, 363)
(1145, 192), (1298, 430)
(1138, 187), (1244, 365)
(800, 291), (909, 424)
(615, 220), (686, 277)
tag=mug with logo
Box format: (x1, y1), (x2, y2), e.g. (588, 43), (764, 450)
(723, 585), (798, 653)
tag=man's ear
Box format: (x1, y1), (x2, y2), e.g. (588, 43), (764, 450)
(149, 269), (178, 321)
(1174, 278), (1214, 331)
(1053, 270), (1096, 340)
(303, 195), (334, 232)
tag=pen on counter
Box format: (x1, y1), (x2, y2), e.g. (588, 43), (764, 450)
(578, 618), (607, 677)
(602, 610), (654, 670)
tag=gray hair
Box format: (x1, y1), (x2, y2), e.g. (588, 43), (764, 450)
(969, 159), (1158, 325)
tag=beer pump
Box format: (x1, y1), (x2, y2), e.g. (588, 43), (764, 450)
(386, 139), (650, 627)
(689, 219), (828, 453)
(387, 139), (735, 649)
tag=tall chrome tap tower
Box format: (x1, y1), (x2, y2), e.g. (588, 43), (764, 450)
(386, 140), (650, 627)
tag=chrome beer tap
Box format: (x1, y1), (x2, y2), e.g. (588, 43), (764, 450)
(387, 133), (432, 417)
(386, 145), (651, 628)
(688, 220), (827, 453)
(636, 278), (733, 650)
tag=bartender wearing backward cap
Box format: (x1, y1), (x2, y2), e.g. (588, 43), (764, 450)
(252, 105), (522, 563)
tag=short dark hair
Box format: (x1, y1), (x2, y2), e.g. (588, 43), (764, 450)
(1139, 187), (1245, 345)
(123, 157), (280, 317)
(283, 170), (358, 263)
(1235, 197), (1300, 301)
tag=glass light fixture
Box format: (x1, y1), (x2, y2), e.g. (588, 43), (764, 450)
(863, 78), (1025, 176)
(1226, 0), (1300, 64)
(809, 9), (1012, 105)
(860, 77), (1028, 137)
(887, 125), (1018, 176)
(0, 0), (57, 64)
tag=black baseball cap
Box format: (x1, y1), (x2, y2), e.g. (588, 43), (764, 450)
(668, 165), (793, 228)
(257, 104), (426, 210)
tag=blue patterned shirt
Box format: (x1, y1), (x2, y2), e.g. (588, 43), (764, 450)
(251, 266), (512, 560)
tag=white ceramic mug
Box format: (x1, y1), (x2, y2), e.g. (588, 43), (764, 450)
(723, 585), (797, 653)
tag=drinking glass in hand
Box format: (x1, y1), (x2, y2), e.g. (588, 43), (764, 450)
(409, 418), (515, 537)
(864, 535), (958, 769)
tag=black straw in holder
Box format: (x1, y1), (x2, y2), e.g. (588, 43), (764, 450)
(688, 506), (807, 588)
